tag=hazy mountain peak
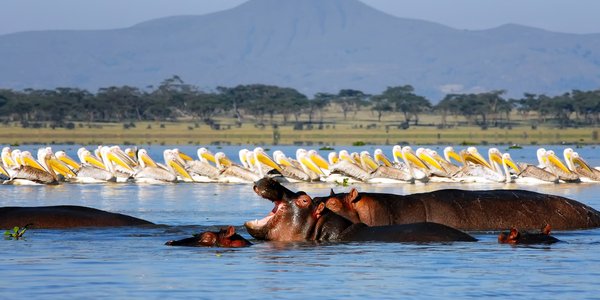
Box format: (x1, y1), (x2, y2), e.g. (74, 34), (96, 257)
(0, 0), (599, 100)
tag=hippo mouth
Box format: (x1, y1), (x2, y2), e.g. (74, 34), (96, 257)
(245, 198), (283, 239)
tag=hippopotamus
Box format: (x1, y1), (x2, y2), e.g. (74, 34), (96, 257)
(0, 206), (154, 229)
(498, 224), (560, 245)
(246, 178), (476, 242)
(314, 187), (600, 231)
(165, 226), (252, 247)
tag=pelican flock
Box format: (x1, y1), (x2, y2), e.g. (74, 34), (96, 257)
(0, 145), (598, 185)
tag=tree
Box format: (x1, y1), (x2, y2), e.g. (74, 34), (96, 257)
(378, 85), (431, 125)
(307, 93), (333, 123)
(370, 95), (393, 122)
(333, 89), (369, 120)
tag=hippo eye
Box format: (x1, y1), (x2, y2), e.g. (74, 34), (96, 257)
(295, 196), (311, 208)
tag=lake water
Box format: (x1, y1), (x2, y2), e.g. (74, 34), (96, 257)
(1, 145), (600, 299)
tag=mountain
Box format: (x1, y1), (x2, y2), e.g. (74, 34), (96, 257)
(1, 0), (599, 100)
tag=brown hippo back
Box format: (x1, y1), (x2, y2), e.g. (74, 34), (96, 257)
(321, 188), (600, 231)
(0, 205), (154, 229)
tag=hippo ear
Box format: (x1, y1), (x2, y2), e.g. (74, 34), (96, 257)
(347, 188), (360, 203)
(542, 224), (551, 235)
(330, 189), (335, 196)
(314, 202), (326, 219)
(225, 226), (236, 238)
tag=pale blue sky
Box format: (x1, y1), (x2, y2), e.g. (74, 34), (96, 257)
(1, 0), (599, 35)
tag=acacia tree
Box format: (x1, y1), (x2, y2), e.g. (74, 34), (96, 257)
(378, 85), (431, 125)
(307, 93), (333, 123)
(333, 89), (369, 120)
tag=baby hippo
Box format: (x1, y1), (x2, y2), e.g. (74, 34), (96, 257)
(498, 224), (560, 245)
(166, 226), (252, 247)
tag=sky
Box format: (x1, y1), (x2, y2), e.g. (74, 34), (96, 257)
(1, 0), (600, 35)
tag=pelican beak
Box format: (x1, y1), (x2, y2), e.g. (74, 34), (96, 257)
(48, 158), (77, 177)
(548, 153), (571, 174)
(503, 156), (520, 174)
(200, 152), (216, 163)
(464, 151), (492, 169)
(361, 154), (380, 171)
(109, 151), (135, 172)
(392, 148), (402, 163)
(217, 155), (233, 168)
(178, 151), (193, 162)
(301, 155), (324, 175)
(418, 151), (442, 171)
(374, 153), (393, 167)
(572, 156), (593, 173)
(168, 158), (193, 181)
(446, 149), (463, 164)
(256, 151), (282, 172)
(331, 156), (340, 164)
(139, 151), (158, 168)
(2, 154), (16, 169)
(0, 165), (8, 177)
(85, 154), (106, 170)
(490, 152), (503, 166)
(309, 152), (330, 170)
(404, 150), (428, 169)
(58, 154), (81, 170)
(22, 155), (47, 172)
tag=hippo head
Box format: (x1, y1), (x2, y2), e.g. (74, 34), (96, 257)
(498, 224), (555, 244)
(245, 177), (317, 241)
(313, 188), (362, 224)
(200, 226), (252, 247)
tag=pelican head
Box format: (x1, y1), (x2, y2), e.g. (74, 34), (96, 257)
(401, 146), (428, 170)
(328, 152), (339, 165)
(359, 151), (379, 171)
(545, 150), (571, 174)
(164, 149), (193, 181)
(416, 148), (442, 171)
(464, 147), (492, 169)
(138, 149), (157, 168)
(444, 146), (462, 165)
(563, 148), (575, 171)
(239, 149), (250, 168)
(374, 149), (393, 167)
(198, 148), (216, 164)
(501, 153), (520, 174)
(253, 147), (281, 172)
(308, 150), (330, 170)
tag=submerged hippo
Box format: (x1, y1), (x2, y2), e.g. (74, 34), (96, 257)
(314, 186), (600, 231)
(0, 206), (154, 229)
(246, 178), (476, 242)
(498, 224), (560, 245)
(165, 226), (252, 247)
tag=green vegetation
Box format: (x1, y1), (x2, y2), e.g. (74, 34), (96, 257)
(4, 224), (31, 240)
(1, 76), (600, 145)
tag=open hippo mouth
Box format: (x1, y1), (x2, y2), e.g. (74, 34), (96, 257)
(244, 199), (283, 239)
(245, 178), (295, 239)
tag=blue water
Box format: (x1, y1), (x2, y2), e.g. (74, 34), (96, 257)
(1, 145), (600, 299)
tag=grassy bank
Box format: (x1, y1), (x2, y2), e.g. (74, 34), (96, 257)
(1, 120), (597, 146)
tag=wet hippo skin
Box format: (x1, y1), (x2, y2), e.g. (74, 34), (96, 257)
(246, 178), (476, 243)
(316, 187), (600, 231)
(0, 205), (154, 229)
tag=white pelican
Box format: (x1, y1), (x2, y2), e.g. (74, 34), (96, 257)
(214, 152), (261, 183)
(56, 148), (117, 183)
(272, 150), (318, 182)
(183, 148), (220, 182)
(392, 146), (430, 182)
(454, 147), (504, 183)
(543, 150), (579, 183)
(373, 149), (393, 167)
(564, 149), (600, 182)
(415, 148), (458, 182)
(135, 148), (175, 183)
(502, 153), (558, 184)
(6, 149), (60, 185)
